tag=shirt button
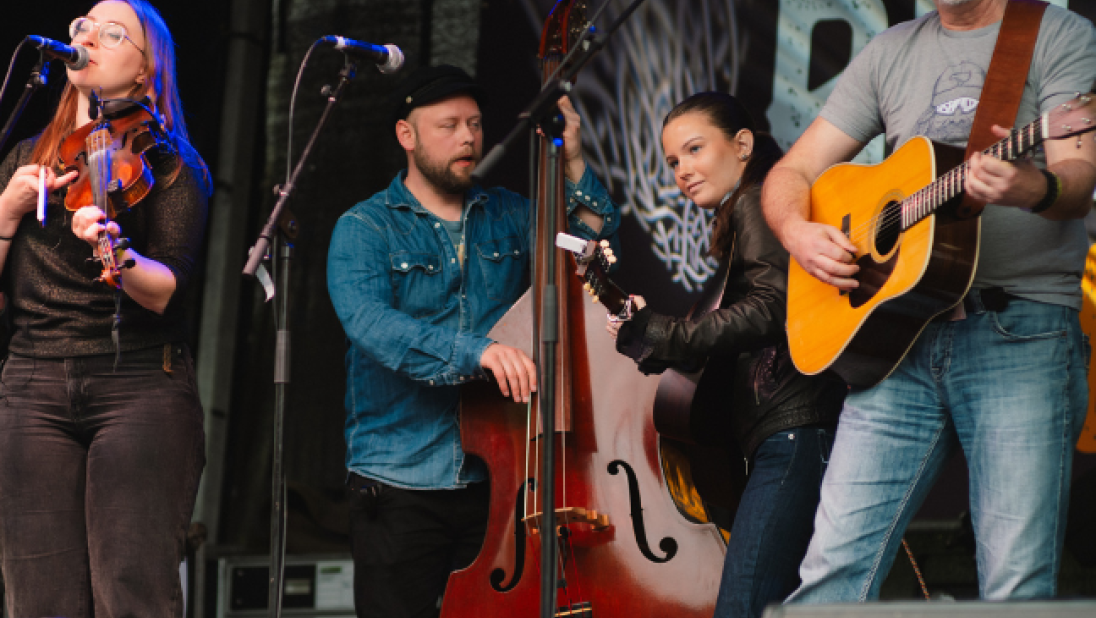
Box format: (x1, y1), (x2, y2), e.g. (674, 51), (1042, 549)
(493, 252), (499, 257)
(429, 380), (435, 386)
(576, 191), (583, 196)
(592, 201), (598, 206)
(434, 222), (440, 228)
(401, 262), (409, 269)
(451, 258), (456, 263)
(427, 265), (434, 271)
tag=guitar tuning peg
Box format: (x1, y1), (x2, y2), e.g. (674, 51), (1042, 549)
(599, 239), (609, 248)
(583, 282), (592, 291)
(606, 255), (617, 264)
(591, 295), (599, 304)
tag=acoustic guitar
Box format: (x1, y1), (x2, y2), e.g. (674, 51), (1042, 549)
(787, 92), (1096, 388)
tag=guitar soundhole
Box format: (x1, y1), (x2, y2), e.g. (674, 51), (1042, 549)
(849, 199), (903, 309)
(874, 200), (902, 257)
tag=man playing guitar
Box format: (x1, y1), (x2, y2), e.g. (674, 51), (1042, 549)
(762, 0), (1096, 603)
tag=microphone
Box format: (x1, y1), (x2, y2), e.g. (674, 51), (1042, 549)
(318, 36), (404, 74)
(27, 36), (89, 70)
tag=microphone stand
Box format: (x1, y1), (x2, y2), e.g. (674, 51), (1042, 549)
(468, 2), (646, 617)
(242, 53), (359, 618)
(0, 51), (49, 155)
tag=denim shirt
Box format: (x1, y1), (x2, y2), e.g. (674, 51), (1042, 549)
(327, 167), (619, 489)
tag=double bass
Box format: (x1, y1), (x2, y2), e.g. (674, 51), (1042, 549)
(442, 2), (727, 616)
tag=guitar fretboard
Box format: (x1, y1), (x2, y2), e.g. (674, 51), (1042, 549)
(899, 115), (1046, 230)
(899, 94), (1094, 229)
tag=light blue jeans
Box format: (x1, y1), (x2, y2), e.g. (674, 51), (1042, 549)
(790, 292), (1088, 603)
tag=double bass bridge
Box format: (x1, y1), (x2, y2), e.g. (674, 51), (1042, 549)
(524, 506), (610, 534)
(556, 602), (593, 617)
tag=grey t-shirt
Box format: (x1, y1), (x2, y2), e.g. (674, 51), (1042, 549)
(820, 6), (1096, 309)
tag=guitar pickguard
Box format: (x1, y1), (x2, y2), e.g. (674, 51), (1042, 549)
(849, 246), (901, 309)
(849, 198), (904, 309)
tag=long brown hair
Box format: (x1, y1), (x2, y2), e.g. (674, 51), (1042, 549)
(30, 0), (209, 194)
(663, 92), (782, 260)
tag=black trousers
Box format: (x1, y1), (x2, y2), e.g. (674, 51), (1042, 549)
(0, 346), (205, 618)
(348, 475), (489, 618)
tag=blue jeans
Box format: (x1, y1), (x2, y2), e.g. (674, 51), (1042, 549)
(0, 346), (205, 618)
(790, 295), (1088, 603)
(714, 425), (835, 618)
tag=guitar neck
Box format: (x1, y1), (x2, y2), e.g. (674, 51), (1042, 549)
(900, 112), (1048, 230)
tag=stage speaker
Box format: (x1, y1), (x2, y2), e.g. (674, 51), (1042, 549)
(216, 554), (354, 618)
(763, 600), (1096, 618)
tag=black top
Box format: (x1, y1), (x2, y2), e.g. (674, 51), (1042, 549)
(616, 186), (845, 457)
(0, 138), (208, 357)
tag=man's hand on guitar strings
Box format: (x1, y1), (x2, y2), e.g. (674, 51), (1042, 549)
(966, 125), (1045, 209)
(784, 219), (860, 290)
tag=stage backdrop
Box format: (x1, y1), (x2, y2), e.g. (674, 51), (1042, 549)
(2, 1), (1095, 572)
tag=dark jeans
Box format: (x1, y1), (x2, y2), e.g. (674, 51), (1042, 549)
(0, 346), (205, 618)
(714, 425), (835, 618)
(348, 475), (488, 618)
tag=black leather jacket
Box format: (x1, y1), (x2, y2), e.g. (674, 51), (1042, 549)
(617, 186), (846, 458)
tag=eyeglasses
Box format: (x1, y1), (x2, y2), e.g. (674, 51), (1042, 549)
(69, 17), (145, 54)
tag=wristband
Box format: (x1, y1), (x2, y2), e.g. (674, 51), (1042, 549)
(1028, 169), (1061, 215)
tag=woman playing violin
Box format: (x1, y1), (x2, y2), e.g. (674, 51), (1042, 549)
(0, 1), (208, 615)
(608, 92), (845, 618)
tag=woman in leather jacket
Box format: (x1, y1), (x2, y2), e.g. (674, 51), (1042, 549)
(609, 92), (846, 618)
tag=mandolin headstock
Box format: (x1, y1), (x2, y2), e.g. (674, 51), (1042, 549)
(555, 233), (629, 317)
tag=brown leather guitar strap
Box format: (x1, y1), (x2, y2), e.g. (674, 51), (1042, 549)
(957, 0), (1048, 218)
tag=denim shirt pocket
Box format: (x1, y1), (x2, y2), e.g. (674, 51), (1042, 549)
(475, 236), (526, 302)
(390, 251), (445, 318)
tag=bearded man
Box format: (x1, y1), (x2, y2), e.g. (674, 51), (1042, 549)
(326, 65), (618, 618)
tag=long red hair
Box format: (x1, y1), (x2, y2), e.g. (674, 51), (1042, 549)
(30, 0), (208, 193)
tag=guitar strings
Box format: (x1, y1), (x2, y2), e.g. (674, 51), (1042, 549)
(830, 120), (1045, 260)
(832, 101), (1085, 256)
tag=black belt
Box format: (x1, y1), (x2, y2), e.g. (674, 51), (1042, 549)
(964, 286), (1015, 313)
(934, 287), (1015, 322)
(347, 471), (384, 497)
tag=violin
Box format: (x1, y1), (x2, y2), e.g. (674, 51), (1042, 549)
(58, 96), (179, 288)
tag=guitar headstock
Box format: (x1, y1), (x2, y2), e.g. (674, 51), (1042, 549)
(555, 233), (628, 316)
(1043, 92), (1096, 141)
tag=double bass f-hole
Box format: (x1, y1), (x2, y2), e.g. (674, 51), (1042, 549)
(607, 460), (678, 563)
